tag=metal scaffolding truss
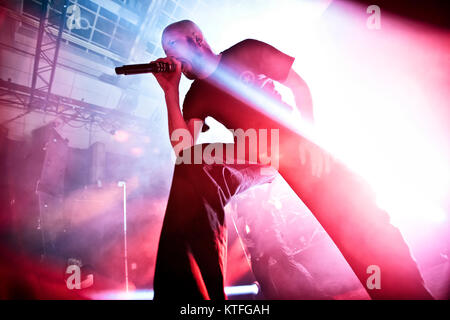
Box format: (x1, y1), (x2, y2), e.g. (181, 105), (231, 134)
(29, 0), (68, 111)
(0, 78), (151, 134)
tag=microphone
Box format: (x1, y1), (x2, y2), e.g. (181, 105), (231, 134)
(115, 61), (175, 75)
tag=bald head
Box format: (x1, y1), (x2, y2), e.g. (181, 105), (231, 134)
(161, 20), (216, 79)
(162, 20), (204, 44)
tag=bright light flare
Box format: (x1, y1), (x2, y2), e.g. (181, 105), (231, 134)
(88, 284), (259, 300)
(131, 146), (144, 157)
(192, 2), (450, 231)
(306, 4), (450, 228)
(113, 130), (130, 142)
(186, 1), (450, 230)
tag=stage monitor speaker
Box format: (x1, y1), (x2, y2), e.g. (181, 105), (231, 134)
(31, 123), (69, 196)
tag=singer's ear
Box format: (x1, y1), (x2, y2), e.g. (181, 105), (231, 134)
(193, 34), (202, 46)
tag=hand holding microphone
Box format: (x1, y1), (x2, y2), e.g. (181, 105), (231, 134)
(116, 57), (181, 97)
(152, 58), (183, 95)
(115, 59), (176, 75)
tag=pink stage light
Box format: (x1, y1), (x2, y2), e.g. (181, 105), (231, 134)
(113, 130), (130, 142)
(89, 284), (259, 300)
(187, 1), (450, 229)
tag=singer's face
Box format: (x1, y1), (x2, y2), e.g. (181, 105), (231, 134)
(162, 30), (204, 80)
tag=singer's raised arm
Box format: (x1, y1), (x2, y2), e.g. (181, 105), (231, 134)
(151, 57), (202, 155)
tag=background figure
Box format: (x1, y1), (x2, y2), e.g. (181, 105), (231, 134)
(232, 185), (329, 299)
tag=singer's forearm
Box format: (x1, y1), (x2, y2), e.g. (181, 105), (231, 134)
(293, 89), (314, 123)
(164, 90), (192, 151)
(282, 69), (314, 124)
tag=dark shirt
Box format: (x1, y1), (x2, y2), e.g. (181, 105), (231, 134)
(182, 39), (295, 134)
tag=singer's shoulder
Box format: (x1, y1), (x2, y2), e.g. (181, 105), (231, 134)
(224, 39), (271, 53)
